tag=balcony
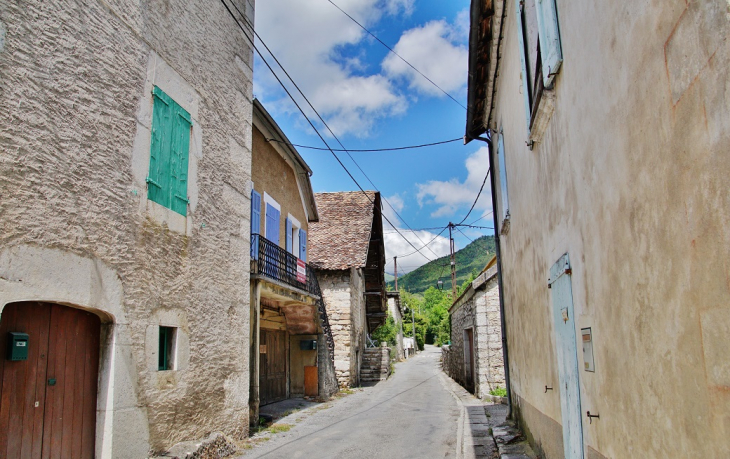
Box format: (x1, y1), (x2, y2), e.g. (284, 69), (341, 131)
(250, 233), (318, 296)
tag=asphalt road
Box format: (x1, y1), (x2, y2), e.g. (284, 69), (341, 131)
(239, 345), (462, 459)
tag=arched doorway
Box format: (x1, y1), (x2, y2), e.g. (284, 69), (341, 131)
(0, 301), (101, 458)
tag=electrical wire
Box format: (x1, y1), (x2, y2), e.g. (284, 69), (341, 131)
(457, 165), (491, 225)
(327, 0), (468, 112)
(265, 137), (462, 152)
(222, 1), (440, 263)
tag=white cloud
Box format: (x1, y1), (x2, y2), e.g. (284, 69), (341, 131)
(254, 0), (408, 137)
(416, 147), (493, 219)
(382, 18), (469, 96)
(381, 193), (450, 274)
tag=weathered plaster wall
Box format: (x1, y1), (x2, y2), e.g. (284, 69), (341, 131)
(490, 0), (730, 457)
(251, 125), (309, 243)
(387, 297), (405, 360)
(289, 334), (317, 396)
(0, 0), (254, 455)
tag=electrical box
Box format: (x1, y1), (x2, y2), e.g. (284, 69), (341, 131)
(299, 339), (317, 350)
(581, 328), (595, 372)
(8, 332), (29, 361)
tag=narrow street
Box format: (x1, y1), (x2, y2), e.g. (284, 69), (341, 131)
(239, 346), (501, 459)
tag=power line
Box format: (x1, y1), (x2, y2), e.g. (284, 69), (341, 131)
(265, 137), (462, 152)
(222, 2), (439, 263)
(457, 166), (491, 225)
(327, 0), (468, 112)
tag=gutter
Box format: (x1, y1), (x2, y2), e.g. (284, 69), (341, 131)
(470, 132), (513, 418)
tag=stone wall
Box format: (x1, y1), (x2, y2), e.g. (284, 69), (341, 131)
(387, 297), (405, 360)
(315, 268), (366, 388)
(446, 274), (504, 399)
(0, 0), (254, 456)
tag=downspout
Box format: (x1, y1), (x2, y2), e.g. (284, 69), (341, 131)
(471, 131), (512, 418)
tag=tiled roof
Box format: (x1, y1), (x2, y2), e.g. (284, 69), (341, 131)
(309, 191), (378, 270)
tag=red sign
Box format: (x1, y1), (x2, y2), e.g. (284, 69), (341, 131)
(297, 259), (306, 283)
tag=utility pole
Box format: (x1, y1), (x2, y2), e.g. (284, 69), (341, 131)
(449, 223), (457, 299)
(394, 256), (398, 291)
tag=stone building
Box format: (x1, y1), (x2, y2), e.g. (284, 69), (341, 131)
(249, 100), (337, 422)
(0, 1), (254, 456)
(308, 191), (387, 388)
(465, 0), (730, 457)
(443, 260), (504, 398)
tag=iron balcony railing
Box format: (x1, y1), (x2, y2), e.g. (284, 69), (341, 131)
(250, 234), (335, 365)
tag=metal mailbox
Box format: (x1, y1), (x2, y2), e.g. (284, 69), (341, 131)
(8, 332), (29, 361)
(299, 339), (317, 350)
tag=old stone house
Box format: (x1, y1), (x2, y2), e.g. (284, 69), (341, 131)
(466, 0), (730, 457)
(443, 259), (504, 398)
(249, 100), (337, 423)
(0, 1), (255, 457)
(308, 191), (387, 388)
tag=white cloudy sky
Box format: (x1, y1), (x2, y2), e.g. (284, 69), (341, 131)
(253, 0), (494, 274)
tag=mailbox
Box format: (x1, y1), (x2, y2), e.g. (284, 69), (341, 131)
(8, 332), (29, 361)
(299, 340), (317, 350)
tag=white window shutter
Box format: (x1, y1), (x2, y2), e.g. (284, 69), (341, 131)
(497, 133), (510, 220)
(535, 0), (563, 88)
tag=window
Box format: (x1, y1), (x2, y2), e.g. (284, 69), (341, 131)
(285, 214), (301, 256)
(147, 86), (191, 216)
(158, 326), (177, 371)
(515, 0), (563, 134)
(263, 192), (281, 244)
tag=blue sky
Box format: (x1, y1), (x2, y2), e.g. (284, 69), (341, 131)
(253, 0), (493, 274)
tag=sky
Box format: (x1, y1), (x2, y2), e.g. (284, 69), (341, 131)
(252, 0), (494, 275)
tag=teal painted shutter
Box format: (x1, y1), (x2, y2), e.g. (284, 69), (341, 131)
(299, 229), (307, 262)
(148, 86), (191, 216)
(265, 204), (280, 244)
(516, 0), (532, 135)
(251, 190), (261, 259)
(148, 88), (173, 208)
(535, 0), (563, 88)
(498, 132), (510, 220)
(170, 106), (191, 216)
(285, 217), (293, 253)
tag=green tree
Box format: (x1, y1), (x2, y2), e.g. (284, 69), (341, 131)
(371, 312), (396, 346)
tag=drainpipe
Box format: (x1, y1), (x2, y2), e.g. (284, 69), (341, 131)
(471, 131), (512, 418)
(250, 280), (262, 425)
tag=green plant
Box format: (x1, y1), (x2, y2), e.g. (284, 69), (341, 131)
(489, 387), (508, 397)
(268, 424), (292, 434)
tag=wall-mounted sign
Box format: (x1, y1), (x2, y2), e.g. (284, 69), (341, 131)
(581, 328), (595, 372)
(259, 345), (267, 354)
(297, 259), (306, 283)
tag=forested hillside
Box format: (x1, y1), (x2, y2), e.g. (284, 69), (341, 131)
(386, 235), (495, 295)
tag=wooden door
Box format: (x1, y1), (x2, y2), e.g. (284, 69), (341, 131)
(259, 329), (287, 405)
(464, 328), (475, 393)
(0, 302), (100, 458)
(550, 254), (584, 459)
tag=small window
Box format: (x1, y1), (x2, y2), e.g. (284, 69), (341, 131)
(158, 326), (177, 371)
(147, 86), (191, 216)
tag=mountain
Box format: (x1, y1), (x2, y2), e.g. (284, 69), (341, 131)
(387, 235), (496, 295)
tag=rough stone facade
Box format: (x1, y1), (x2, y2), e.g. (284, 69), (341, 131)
(444, 269), (504, 399)
(316, 268), (367, 387)
(387, 295), (405, 360)
(0, 0), (254, 456)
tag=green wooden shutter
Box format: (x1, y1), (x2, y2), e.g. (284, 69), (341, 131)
(148, 88), (173, 208)
(535, 0), (563, 88)
(170, 106), (191, 216)
(148, 86), (191, 216)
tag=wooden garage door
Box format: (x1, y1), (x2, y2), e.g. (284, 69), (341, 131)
(0, 302), (101, 458)
(260, 329), (287, 406)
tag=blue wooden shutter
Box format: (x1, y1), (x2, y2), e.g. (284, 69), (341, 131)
(535, 0), (563, 88)
(515, 0), (532, 135)
(285, 217), (293, 253)
(299, 229), (307, 262)
(251, 190), (261, 259)
(497, 132), (509, 220)
(170, 106), (191, 216)
(265, 204), (280, 244)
